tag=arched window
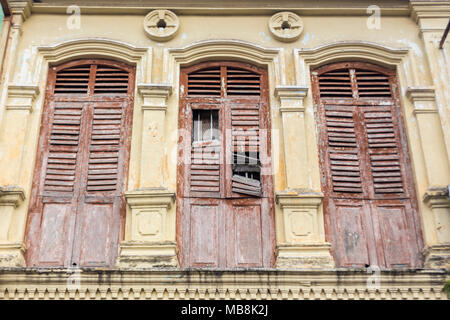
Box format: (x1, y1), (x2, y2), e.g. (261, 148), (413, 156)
(311, 62), (422, 268)
(177, 61), (275, 268)
(25, 59), (135, 267)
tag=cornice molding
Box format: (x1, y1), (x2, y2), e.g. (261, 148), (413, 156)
(423, 186), (450, 208)
(275, 86), (309, 113)
(8, 0), (33, 20)
(406, 86), (436, 101)
(0, 186), (25, 207)
(276, 191), (324, 208)
(406, 87), (439, 115)
(30, 1), (411, 16)
(137, 84), (173, 111)
(0, 269), (447, 300)
(5, 85), (40, 111)
(410, 1), (450, 24)
(125, 189), (175, 208)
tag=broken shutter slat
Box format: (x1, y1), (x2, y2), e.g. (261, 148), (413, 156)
(232, 175), (262, 196)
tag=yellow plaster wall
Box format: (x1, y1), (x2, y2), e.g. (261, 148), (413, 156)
(0, 8), (448, 265)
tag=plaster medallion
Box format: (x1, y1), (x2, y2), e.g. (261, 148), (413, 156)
(269, 12), (303, 42)
(144, 9), (180, 41)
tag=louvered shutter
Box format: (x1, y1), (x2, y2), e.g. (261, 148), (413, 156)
(54, 65), (91, 94)
(186, 65), (263, 198)
(26, 60), (134, 267)
(179, 62), (274, 268)
(228, 67), (262, 197)
(87, 103), (123, 193)
(323, 105), (363, 194)
(362, 106), (406, 195)
(312, 62), (422, 268)
(187, 66), (221, 96)
(44, 102), (83, 194)
(190, 137), (221, 198)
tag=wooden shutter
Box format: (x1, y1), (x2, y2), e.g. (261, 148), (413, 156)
(86, 103), (123, 193)
(226, 67), (261, 96)
(228, 67), (262, 197)
(324, 105), (363, 194)
(26, 59), (135, 267)
(187, 66), (221, 96)
(44, 102), (82, 194)
(93, 64), (130, 94)
(362, 106), (406, 195)
(187, 107), (222, 198)
(190, 139), (221, 198)
(54, 65), (90, 94)
(312, 62), (422, 268)
(178, 61), (274, 268)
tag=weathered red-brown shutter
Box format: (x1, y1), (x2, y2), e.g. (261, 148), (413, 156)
(178, 62), (274, 268)
(26, 60), (135, 267)
(312, 62), (422, 268)
(228, 67), (262, 197)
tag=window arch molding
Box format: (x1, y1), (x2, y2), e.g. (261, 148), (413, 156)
(294, 41), (417, 90)
(167, 39), (284, 88)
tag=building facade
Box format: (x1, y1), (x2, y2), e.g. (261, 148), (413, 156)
(0, 0), (449, 300)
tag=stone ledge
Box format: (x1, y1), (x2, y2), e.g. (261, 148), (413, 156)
(423, 245), (450, 270)
(0, 243), (26, 267)
(124, 189), (175, 208)
(0, 186), (25, 207)
(423, 186), (450, 207)
(0, 268), (447, 300)
(116, 241), (179, 268)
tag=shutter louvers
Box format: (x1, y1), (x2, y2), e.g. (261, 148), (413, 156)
(355, 69), (391, 98)
(324, 105), (363, 194)
(226, 67), (261, 96)
(44, 103), (82, 193)
(187, 67), (221, 96)
(189, 109), (221, 197)
(87, 104), (123, 193)
(363, 107), (405, 195)
(94, 65), (129, 94)
(231, 102), (262, 197)
(190, 141), (221, 197)
(54, 65), (90, 95)
(318, 69), (353, 98)
(312, 62), (421, 268)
